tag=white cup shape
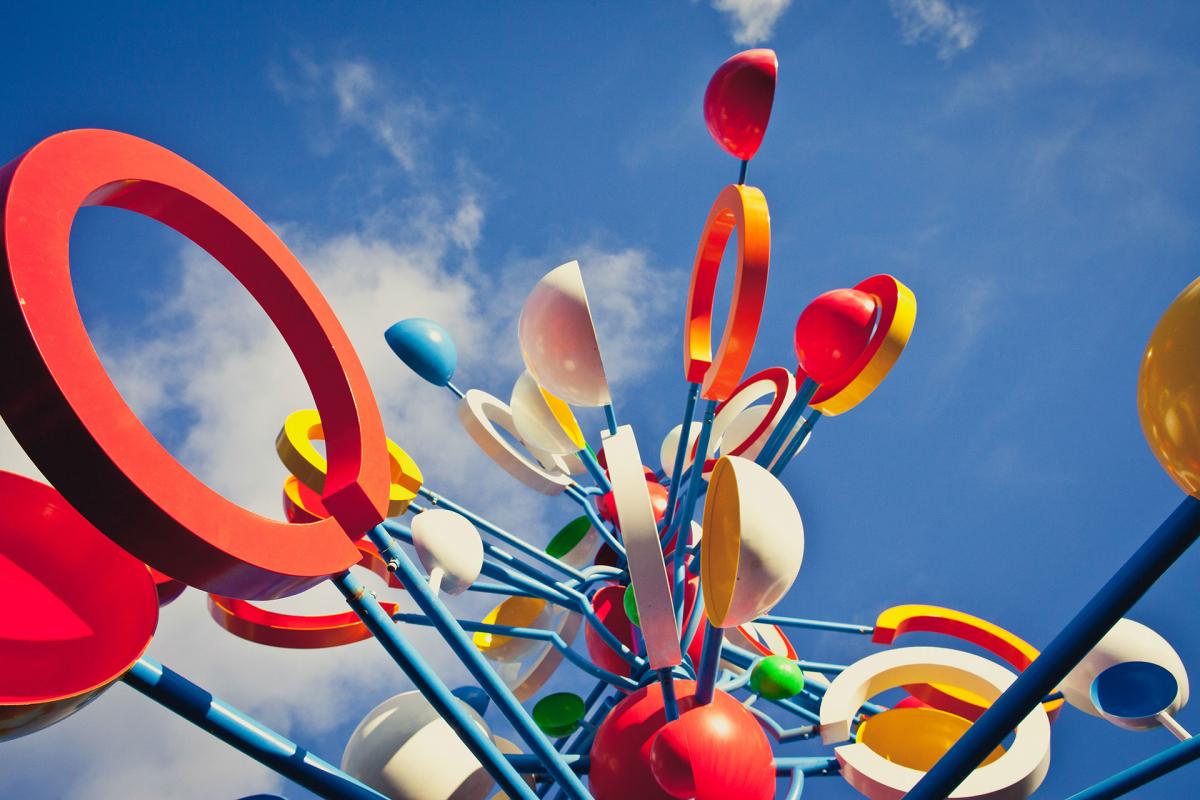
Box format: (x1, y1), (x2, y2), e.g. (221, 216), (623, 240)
(701, 455), (804, 629)
(458, 389), (574, 495)
(411, 509), (484, 597)
(1061, 618), (1189, 731)
(342, 691), (495, 800)
(517, 261), (612, 407)
(660, 422), (703, 475)
(510, 370), (586, 455)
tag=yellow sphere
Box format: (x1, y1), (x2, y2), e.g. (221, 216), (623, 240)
(1139, 277), (1200, 496)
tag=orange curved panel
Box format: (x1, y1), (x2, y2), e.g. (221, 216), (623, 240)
(683, 184), (771, 401)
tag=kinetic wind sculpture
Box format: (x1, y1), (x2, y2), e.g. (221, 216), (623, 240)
(1, 48), (1199, 800)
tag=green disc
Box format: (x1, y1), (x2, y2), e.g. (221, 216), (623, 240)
(546, 516), (591, 560)
(749, 656), (805, 700)
(532, 691), (586, 737)
(623, 583), (640, 628)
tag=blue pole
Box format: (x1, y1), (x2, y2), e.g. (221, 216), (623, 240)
(694, 624), (725, 705)
(123, 657), (388, 800)
(366, 525), (595, 800)
(755, 378), (818, 471)
(771, 411), (822, 478)
(577, 447), (613, 493)
(755, 614), (873, 636)
(661, 382), (701, 532)
(671, 398), (719, 624)
(507, 754), (590, 775)
(330, 570), (537, 800)
(564, 485), (626, 560)
(660, 668), (680, 721)
(907, 496), (1200, 800)
(602, 404), (619, 436)
(1067, 735), (1200, 799)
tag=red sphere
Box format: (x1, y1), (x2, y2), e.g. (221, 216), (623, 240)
(590, 681), (775, 800)
(585, 579), (705, 679)
(793, 288), (877, 384)
(597, 480), (669, 530)
(703, 49), (778, 161)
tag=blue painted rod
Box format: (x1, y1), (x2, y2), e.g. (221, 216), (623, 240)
(694, 624), (725, 705)
(123, 657), (388, 800)
(671, 398), (719, 623)
(661, 382), (701, 532)
(755, 378), (818, 470)
(774, 756), (841, 777)
(564, 484), (626, 558)
(755, 614), (874, 635)
(603, 404), (619, 436)
(331, 570), (537, 800)
(577, 447), (612, 493)
(507, 754), (590, 774)
(416, 488), (586, 580)
(1067, 734), (1200, 799)
(366, 524), (595, 800)
(771, 411), (822, 478)
(908, 496), (1200, 800)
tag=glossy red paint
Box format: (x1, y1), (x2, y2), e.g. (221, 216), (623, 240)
(0, 130), (391, 599)
(584, 580), (704, 680)
(0, 471), (158, 741)
(793, 288), (878, 385)
(589, 680), (774, 800)
(703, 49), (778, 161)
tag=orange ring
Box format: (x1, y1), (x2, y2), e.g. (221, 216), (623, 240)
(683, 184), (771, 401)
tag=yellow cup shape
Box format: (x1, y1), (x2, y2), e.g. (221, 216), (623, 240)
(701, 455), (804, 628)
(1139, 276), (1200, 496)
(856, 706), (1005, 772)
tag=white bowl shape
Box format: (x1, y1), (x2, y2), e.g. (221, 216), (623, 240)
(341, 691), (495, 800)
(458, 389), (574, 495)
(410, 509), (484, 596)
(660, 421), (703, 475)
(517, 261), (612, 407)
(510, 370), (586, 455)
(701, 456), (804, 629)
(1061, 618), (1189, 730)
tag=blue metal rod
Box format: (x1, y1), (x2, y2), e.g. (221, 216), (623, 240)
(602, 404), (619, 436)
(745, 704), (818, 743)
(671, 398), (719, 624)
(771, 411), (822, 478)
(445, 381), (467, 399)
(415, 489), (586, 581)
(908, 496), (1200, 800)
(694, 624), (725, 705)
(755, 378), (818, 470)
(774, 757), (841, 777)
(392, 613), (639, 692)
(507, 754), (589, 774)
(122, 657), (387, 800)
(1067, 734), (1200, 799)
(661, 382), (701, 532)
(577, 447), (613, 493)
(564, 485), (626, 559)
(660, 668), (680, 721)
(783, 768), (805, 800)
(680, 584), (706, 655)
(755, 614), (874, 636)
(330, 570), (537, 800)
(366, 524), (594, 800)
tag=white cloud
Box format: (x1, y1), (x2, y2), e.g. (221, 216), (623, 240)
(711, 0), (793, 45)
(889, 0), (981, 60)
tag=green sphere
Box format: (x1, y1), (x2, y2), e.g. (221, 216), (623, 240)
(749, 656), (805, 700)
(623, 584), (640, 628)
(532, 692), (586, 737)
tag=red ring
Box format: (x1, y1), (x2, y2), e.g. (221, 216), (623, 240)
(690, 367), (792, 474)
(0, 130), (391, 599)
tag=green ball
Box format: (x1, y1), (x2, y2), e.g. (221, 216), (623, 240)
(532, 691), (586, 737)
(623, 584), (640, 628)
(750, 656), (805, 700)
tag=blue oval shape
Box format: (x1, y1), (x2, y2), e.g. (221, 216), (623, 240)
(384, 318), (458, 387)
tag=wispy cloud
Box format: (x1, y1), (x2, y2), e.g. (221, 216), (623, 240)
(889, 0), (981, 60)
(710, 0), (793, 45)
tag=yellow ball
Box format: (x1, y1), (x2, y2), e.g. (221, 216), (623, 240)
(1139, 276), (1200, 496)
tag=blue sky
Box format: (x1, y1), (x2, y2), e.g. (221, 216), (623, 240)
(2, 1), (1200, 798)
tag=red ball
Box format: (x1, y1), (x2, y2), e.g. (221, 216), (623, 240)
(585, 579), (705, 680)
(703, 49), (778, 161)
(793, 288), (877, 385)
(590, 681), (775, 800)
(597, 480), (669, 530)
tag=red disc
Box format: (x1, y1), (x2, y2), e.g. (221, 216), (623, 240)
(590, 681), (774, 800)
(585, 580), (704, 680)
(0, 130), (391, 599)
(703, 49), (778, 161)
(793, 288), (877, 385)
(0, 470), (159, 741)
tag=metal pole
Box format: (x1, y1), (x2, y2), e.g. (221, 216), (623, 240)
(331, 570), (537, 800)
(907, 496), (1200, 800)
(671, 398), (719, 623)
(123, 657), (388, 800)
(1067, 735), (1200, 800)
(366, 524), (595, 800)
(661, 382), (701, 532)
(694, 624), (725, 705)
(771, 411), (822, 477)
